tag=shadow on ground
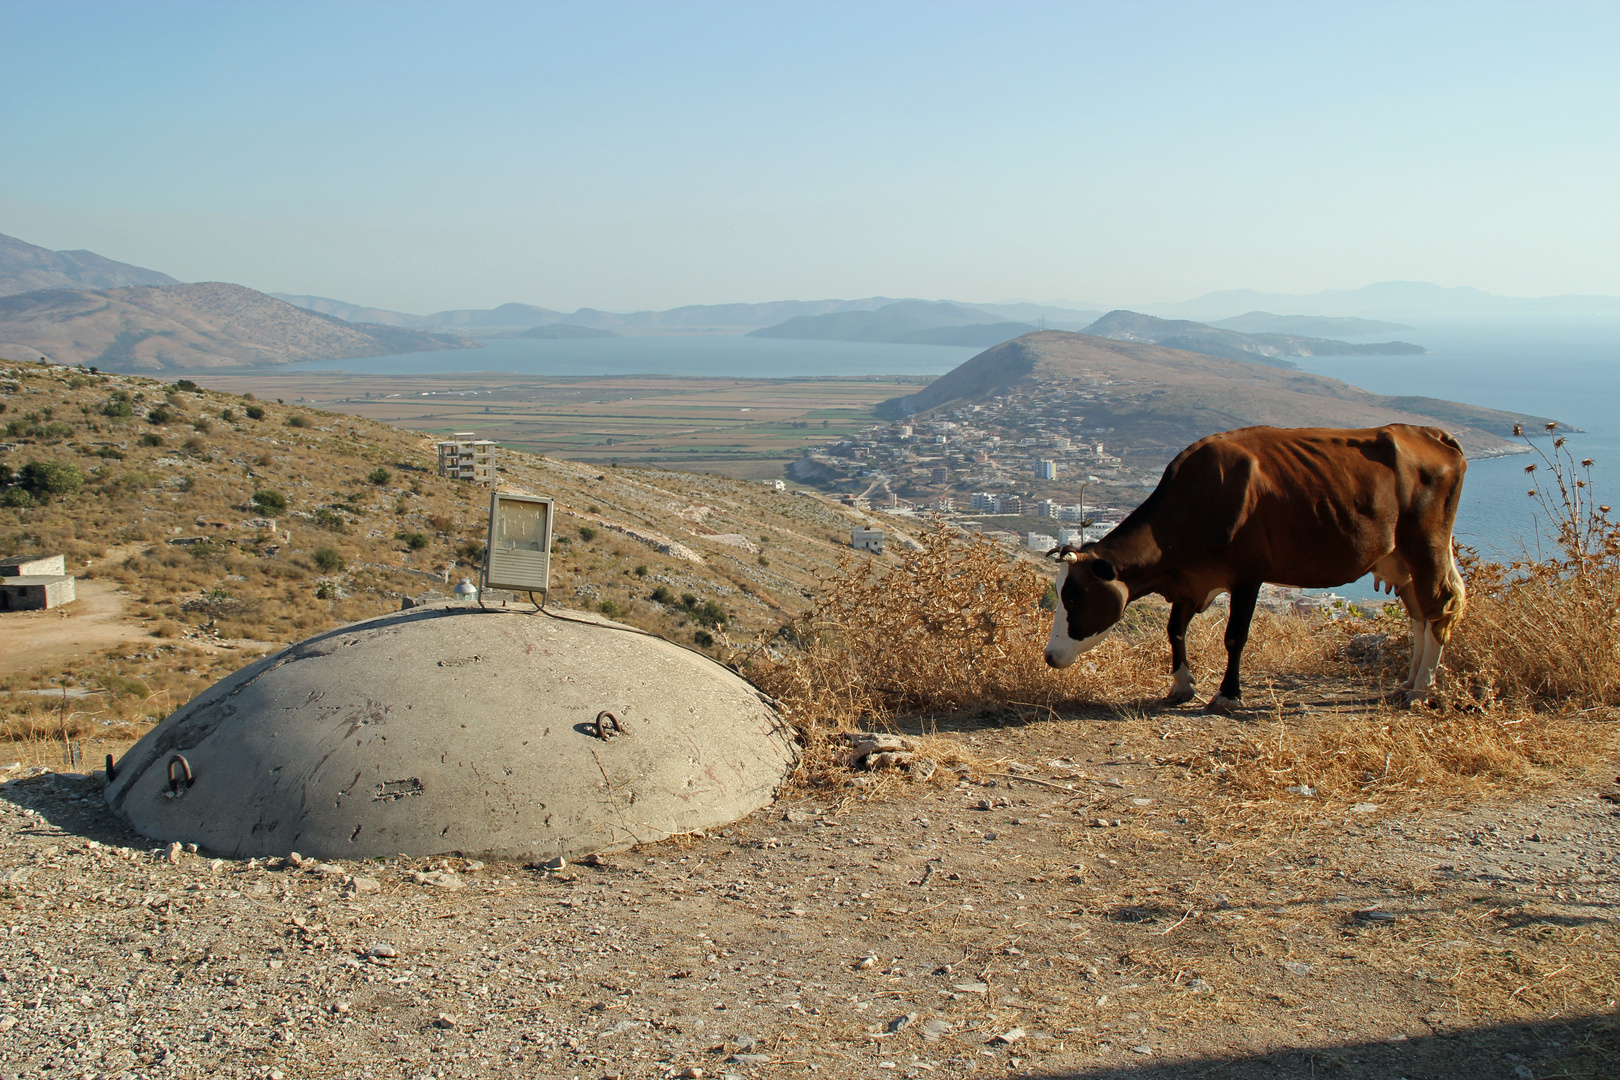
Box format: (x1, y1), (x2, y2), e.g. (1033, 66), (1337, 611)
(2, 770), (146, 847)
(1018, 1014), (1619, 1080)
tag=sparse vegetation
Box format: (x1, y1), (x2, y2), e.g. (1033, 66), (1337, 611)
(312, 545), (344, 572)
(252, 489), (287, 513)
(368, 467), (391, 485)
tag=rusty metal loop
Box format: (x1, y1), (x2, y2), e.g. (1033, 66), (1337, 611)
(591, 711), (625, 740)
(167, 754), (194, 795)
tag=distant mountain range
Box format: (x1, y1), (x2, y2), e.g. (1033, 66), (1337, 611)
(878, 331), (1556, 458)
(1207, 311), (1414, 337)
(1081, 310), (1425, 365)
(0, 283), (475, 371)
(0, 232), (179, 296)
(747, 300), (1045, 347)
(1, 229), (1615, 374)
(270, 293), (1109, 333)
(747, 304), (1424, 363)
(1147, 281), (1620, 321)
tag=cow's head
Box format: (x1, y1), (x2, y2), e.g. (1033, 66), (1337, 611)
(1044, 545), (1128, 668)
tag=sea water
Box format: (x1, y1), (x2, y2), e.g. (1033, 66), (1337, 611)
(295, 314), (1620, 590)
(1296, 313), (1620, 565)
(291, 333), (980, 380)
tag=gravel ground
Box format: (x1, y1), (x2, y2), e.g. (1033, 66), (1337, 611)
(2, 712), (1618, 1080)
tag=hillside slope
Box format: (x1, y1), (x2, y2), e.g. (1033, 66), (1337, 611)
(0, 359), (895, 726)
(0, 283), (476, 371)
(0, 232), (179, 296)
(879, 330), (1557, 456)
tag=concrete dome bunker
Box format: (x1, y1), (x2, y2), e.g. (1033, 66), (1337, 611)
(103, 605), (799, 861)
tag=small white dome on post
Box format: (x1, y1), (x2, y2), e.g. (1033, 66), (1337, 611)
(453, 578), (478, 601)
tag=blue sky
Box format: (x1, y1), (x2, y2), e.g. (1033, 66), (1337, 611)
(2, 0), (1616, 312)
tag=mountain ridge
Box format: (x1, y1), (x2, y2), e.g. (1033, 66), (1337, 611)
(0, 283), (477, 371)
(0, 232), (179, 297)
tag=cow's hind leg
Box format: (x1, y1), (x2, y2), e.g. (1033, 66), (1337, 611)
(1166, 600), (1196, 704)
(1207, 583), (1260, 715)
(1399, 539), (1467, 706)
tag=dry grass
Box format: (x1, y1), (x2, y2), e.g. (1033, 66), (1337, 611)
(1445, 430), (1620, 710)
(747, 501), (1617, 813)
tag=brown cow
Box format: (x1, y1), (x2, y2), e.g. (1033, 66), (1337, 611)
(1043, 424), (1467, 711)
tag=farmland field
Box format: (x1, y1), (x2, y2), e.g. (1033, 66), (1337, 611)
(192, 370), (930, 479)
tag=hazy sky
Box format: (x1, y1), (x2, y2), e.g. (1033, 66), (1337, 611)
(2, 1), (1617, 313)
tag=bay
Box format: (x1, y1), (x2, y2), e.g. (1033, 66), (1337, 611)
(294, 314), (1620, 591)
(291, 333), (979, 380)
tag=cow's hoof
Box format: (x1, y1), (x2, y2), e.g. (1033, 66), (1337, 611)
(1401, 689), (1434, 708)
(1397, 678), (1415, 691)
(1205, 695), (1239, 716)
(1165, 687), (1196, 706)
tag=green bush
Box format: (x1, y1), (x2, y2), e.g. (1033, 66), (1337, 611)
(368, 467), (391, 485)
(220, 408), (236, 422)
(286, 414), (311, 429)
(137, 433), (164, 447)
(252, 489), (288, 513)
(313, 508), (348, 532)
(397, 531), (430, 551)
(578, 526), (598, 542)
(312, 546), (344, 572)
(146, 407), (170, 425)
(598, 599), (623, 619)
(18, 459), (84, 497)
(693, 630), (715, 647)
(174, 379), (199, 393)
(102, 395), (134, 419)
(244, 405), (266, 421)
(1, 486), (34, 508)
(649, 585), (673, 604)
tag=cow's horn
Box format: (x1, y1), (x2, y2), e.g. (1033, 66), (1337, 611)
(1061, 550), (1079, 563)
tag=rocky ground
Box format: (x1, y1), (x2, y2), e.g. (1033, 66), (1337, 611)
(2, 707), (1618, 1080)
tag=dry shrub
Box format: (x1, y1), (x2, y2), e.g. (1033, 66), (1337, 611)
(1445, 431), (1620, 710)
(744, 523), (1348, 784)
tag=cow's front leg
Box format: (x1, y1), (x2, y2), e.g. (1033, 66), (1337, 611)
(1165, 600), (1196, 704)
(1207, 583), (1260, 715)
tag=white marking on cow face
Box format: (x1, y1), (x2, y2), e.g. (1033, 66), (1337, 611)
(1044, 562), (1113, 668)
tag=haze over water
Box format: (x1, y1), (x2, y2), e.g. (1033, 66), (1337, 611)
(291, 314), (1620, 582)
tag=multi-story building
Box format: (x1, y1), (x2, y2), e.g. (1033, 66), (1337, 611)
(1034, 459), (1058, 480)
(436, 433), (498, 485)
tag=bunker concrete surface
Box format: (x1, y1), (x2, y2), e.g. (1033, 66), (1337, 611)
(103, 604), (798, 860)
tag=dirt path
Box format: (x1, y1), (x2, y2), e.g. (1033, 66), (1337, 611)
(1, 704), (1615, 1080)
(0, 579), (148, 677)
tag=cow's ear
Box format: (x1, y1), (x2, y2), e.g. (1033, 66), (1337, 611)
(1091, 559), (1117, 581)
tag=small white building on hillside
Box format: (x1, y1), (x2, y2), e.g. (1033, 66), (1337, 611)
(0, 553), (76, 610)
(850, 527), (884, 553)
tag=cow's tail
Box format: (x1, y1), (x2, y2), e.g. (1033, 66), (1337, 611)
(1434, 539), (1467, 644)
